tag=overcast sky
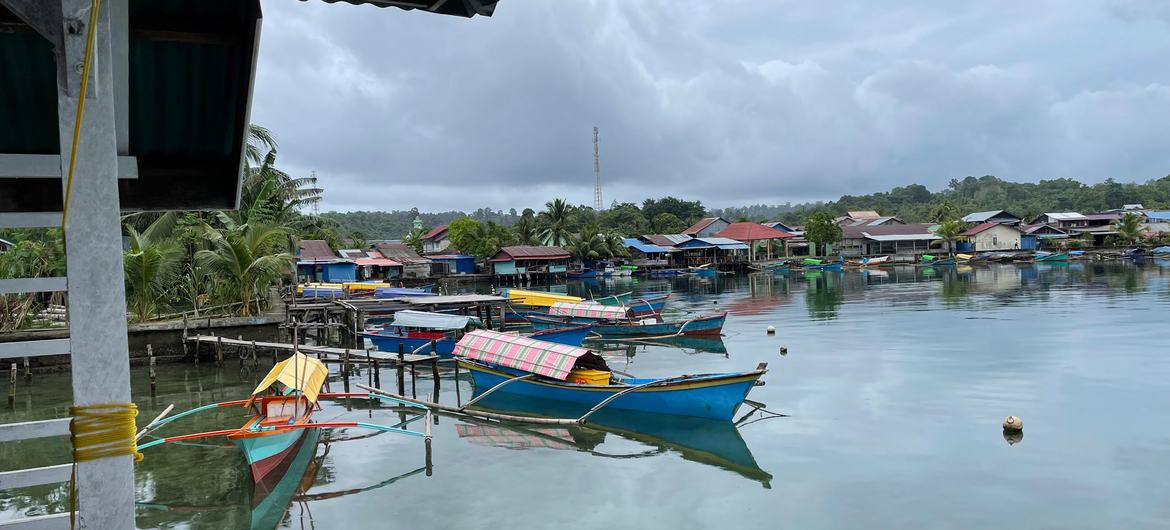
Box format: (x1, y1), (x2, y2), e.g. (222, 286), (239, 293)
(251, 0), (1170, 213)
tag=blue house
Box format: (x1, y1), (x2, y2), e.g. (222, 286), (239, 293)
(429, 254), (477, 275)
(297, 239), (356, 282)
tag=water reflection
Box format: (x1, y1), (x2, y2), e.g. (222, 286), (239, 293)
(463, 393), (775, 488)
(804, 272), (844, 320)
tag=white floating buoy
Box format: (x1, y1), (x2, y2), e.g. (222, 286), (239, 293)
(1002, 415), (1023, 432)
(766, 325), (775, 335)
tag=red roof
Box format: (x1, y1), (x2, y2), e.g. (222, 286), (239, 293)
(421, 225), (448, 241)
(683, 217), (727, 236)
(488, 246), (570, 262)
(713, 222), (794, 241)
(961, 222), (1019, 236)
(298, 239), (338, 261)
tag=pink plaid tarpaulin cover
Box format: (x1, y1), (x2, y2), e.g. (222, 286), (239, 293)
(548, 301), (629, 320)
(454, 329), (590, 380)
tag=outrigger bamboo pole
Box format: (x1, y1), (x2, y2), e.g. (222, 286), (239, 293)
(357, 384), (584, 426)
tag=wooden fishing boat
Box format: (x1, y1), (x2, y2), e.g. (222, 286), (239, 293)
(566, 268), (598, 279)
(361, 310), (482, 358)
(748, 262), (790, 273)
(846, 255), (890, 268)
(800, 257), (844, 271)
(454, 330), (766, 421)
(527, 324), (594, 347)
(625, 292), (670, 317)
(1035, 252), (1070, 262)
(591, 291), (633, 306)
(527, 302), (726, 337)
(374, 286), (436, 298)
(137, 352), (431, 483)
(502, 288), (582, 307)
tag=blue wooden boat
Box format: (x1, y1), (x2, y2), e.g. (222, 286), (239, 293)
(529, 311), (726, 338)
(626, 293), (669, 317)
(374, 287), (437, 298)
(527, 325), (593, 347)
(566, 268), (597, 279)
(361, 310), (482, 358)
(1035, 252), (1070, 262)
(453, 330), (766, 421)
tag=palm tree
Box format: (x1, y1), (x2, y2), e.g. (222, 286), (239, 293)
(935, 219), (964, 258)
(514, 214), (539, 245)
(246, 124), (278, 167)
(928, 200), (959, 223)
(538, 198), (572, 247)
(123, 224), (182, 322)
(196, 223), (293, 317)
(566, 231), (610, 262)
(1114, 212), (1144, 245)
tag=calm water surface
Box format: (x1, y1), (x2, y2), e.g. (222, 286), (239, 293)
(3, 261), (1170, 529)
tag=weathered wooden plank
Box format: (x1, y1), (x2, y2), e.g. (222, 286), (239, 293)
(0, 418), (70, 443)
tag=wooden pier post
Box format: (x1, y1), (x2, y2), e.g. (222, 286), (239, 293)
(181, 314), (189, 359)
(343, 348), (351, 394)
(215, 336), (224, 367)
(374, 358), (381, 388)
(251, 340), (258, 367)
(8, 363), (15, 407)
(193, 337), (200, 365)
(148, 345), (157, 397)
(410, 362), (417, 399)
(453, 360), (461, 406)
(22, 357), (31, 383)
(424, 395), (433, 477)
(237, 336), (244, 366)
(432, 357), (440, 398)
(397, 344), (405, 396)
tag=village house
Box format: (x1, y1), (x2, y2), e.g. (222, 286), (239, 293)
(1017, 224), (1069, 250)
(0, 237), (12, 252)
(834, 210), (903, 227)
(374, 242), (432, 279)
(961, 210), (1023, 225)
(838, 223), (940, 259)
(297, 240), (356, 283)
(673, 237), (749, 267)
(713, 222), (794, 261)
(488, 246), (570, 276)
(960, 223), (1022, 251)
(683, 217), (731, 238)
(428, 254), (477, 275)
(420, 225), (451, 254)
(623, 238), (676, 269)
(1030, 212), (1088, 229)
(339, 248), (402, 280)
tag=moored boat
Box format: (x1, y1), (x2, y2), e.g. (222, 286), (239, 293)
(527, 324), (594, 347)
(528, 302), (725, 337)
(454, 330), (766, 421)
(361, 310), (482, 358)
(566, 268), (598, 279)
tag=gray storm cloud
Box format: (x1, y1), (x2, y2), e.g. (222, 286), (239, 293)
(250, 0), (1170, 212)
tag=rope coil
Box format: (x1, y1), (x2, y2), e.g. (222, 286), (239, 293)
(69, 402), (142, 529)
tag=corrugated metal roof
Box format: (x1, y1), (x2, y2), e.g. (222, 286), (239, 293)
(488, 246), (570, 262)
(1147, 211), (1170, 220)
(1083, 213), (1122, 221)
(846, 210), (881, 219)
(713, 222), (794, 241)
(842, 223), (937, 239)
(375, 242), (432, 264)
(677, 237), (750, 250)
(863, 233), (941, 242)
(427, 254), (475, 260)
(355, 257), (401, 267)
(961, 210), (1021, 223)
(961, 222), (1019, 236)
(299, 240), (339, 261)
(683, 217), (727, 235)
(1041, 212), (1087, 221)
(421, 225), (449, 241)
(624, 238), (671, 254)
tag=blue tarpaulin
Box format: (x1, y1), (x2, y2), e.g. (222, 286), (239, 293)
(623, 238), (671, 254)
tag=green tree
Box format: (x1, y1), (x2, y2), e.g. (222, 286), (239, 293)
(539, 198), (572, 246)
(195, 224), (293, 317)
(513, 213), (540, 245)
(123, 215), (183, 322)
(349, 231), (368, 250)
(642, 197), (705, 224)
(0, 232), (66, 331)
(934, 219), (965, 257)
(566, 230), (612, 261)
(1114, 212), (1143, 245)
(803, 212), (842, 256)
(651, 212), (687, 234)
(403, 226), (426, 254)
(928, 200), (959, 223)
(447, 218), (515, 259)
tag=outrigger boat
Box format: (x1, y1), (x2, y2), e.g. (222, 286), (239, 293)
(846, 255), (891, 267)
(1034, 251), (1070, 262)
(137, 353), (431, 482)
(800, 257), (843, 271)
(454, 330), (766, 421)
(361, 310), (482, 358)
(527, 302), (725, 337)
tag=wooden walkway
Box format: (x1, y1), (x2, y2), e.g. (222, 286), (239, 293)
(185, 335), (439, 365)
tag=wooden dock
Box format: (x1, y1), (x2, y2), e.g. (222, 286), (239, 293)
(185, 334), (444, 398)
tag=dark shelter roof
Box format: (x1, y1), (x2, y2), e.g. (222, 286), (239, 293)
(312, 0), (498, 18)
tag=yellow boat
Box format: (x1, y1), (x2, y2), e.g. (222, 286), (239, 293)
(501, 288), (582, 307)
(296, 282), (384, 295)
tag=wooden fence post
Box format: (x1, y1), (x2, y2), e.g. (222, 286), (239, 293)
(396, 344), (405, 396)
(8, 363), (16, 407)
(148, 345), (157, 397)
(23, 357), (31, 383)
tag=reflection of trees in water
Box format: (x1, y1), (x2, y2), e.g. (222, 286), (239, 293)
(804, 273), (843, 321)
(940, 270), (971, 305)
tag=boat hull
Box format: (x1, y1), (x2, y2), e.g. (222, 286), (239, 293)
(529, 313), (725, 337)
(462, 361), (761, 421)
(364, 332), (455, 358)
(233, 427), (313, 483)
(526, 325), (593, 347)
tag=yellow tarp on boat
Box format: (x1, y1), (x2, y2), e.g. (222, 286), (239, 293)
(296, 282), (343, 295)
(956, 253), (974, 260)
(251, 352), (328, 403)
(503, 289), (582, 307)
(296, 282), (385, 295)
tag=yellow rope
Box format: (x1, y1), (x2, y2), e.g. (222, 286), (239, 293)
(69, 402), (142, 529)
(61, 0), (104, 235)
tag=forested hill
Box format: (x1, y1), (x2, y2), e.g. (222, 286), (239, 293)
(775, 175), (1170, 224)
(320, 175), (1170, 239)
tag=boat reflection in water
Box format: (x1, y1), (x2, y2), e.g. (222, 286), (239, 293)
(461, 392), (774, 488)
(249, 430), (428, 530)
(585, 334), (729, 356)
